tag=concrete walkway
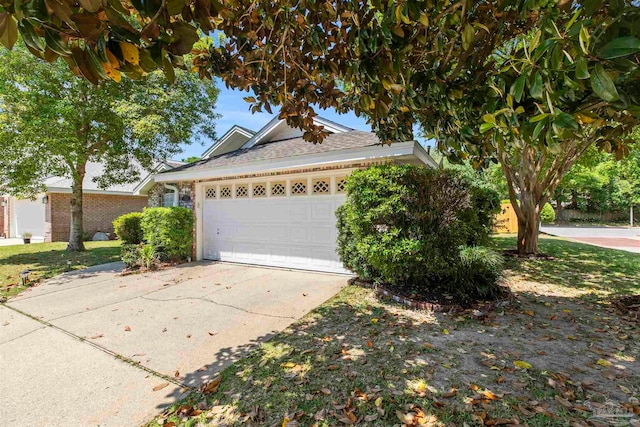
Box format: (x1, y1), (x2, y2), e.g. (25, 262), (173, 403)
(0, 262), (348, 426)
(541, 225), (640, 253)
(0, 237), (45, 246)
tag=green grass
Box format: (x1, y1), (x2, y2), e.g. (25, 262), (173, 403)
(0, 241), (121, 299)
(147, 235), (639, 427)
(492, 234), (639, 297)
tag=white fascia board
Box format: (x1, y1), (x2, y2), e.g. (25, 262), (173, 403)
(46, 187), (146, 197)
(154, 141), (417, 183)
(202, 126), (255, 158)
(413, 142), (439, 168)
(241, 117), (283, 149)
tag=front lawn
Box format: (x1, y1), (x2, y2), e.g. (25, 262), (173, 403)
(0, 241), (121, 300)
(149, 235), (639, 427)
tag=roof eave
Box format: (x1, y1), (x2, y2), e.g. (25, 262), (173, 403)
(154, 141), (430, 183)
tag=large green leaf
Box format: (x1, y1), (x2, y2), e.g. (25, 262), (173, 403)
(529, 71), (544, 100)
(510, 74), (526, 103)
(554, 112), (579, 130)
(0, 13), (18, 49)
(598, 36), (640, 59)
(590, 64), (619, 102)
(575, 58), (590, 79)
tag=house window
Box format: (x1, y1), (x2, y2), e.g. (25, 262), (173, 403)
(236, 184), (249, 198)
(162, 193), (175, 207)
(312, 178), (330, 194)
(336, 177), (347, 193)
(291, 180), (307, 196)
(220, 185), (232, 199)
(271, 182), (286, 196)
(205, 188), (216, 199)
(253, 183), (267, 197)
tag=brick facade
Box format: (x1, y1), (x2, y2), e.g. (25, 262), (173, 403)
(45, 192), (148, 242)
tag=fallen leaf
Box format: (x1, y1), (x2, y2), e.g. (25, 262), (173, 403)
(152, 382), (169, 391)
(174, 370), (179, 378)
(514, 360), (532, 369)
(597, 359), (613, 367)
(89, 333), (104, 339)
(124, 326), (131, 332)
(208, 331), (217, 336)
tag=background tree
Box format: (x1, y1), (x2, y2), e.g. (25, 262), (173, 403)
(0, 44), (219, 251)
(427, 3), (639, 254)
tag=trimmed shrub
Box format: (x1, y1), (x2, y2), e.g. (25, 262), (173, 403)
(121, 243), (142, 268)
(336, 164), (503, 301)
(540, 203), (556, 223)
(113, 212), (144, 244)
(140, 207), (193, 261)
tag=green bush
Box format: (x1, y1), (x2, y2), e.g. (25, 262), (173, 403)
(450, 246), (505, 301)
(140, 207), (193, 261)
(540, 203), (556, 223)
(121, 243), (142, 268)
(113, 212), (144, 244)
(336, 164), (503, 301)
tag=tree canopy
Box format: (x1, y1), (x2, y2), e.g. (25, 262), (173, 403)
(0, 43), (219, 249)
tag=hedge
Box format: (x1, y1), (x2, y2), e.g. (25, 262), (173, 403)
(140, 207), (193, 261)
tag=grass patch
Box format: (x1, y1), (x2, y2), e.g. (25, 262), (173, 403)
(0, 241), (121, 299)
(148, 235), (639, 427)
(492, 234), (639, 298)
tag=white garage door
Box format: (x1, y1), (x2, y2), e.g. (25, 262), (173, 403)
(202, 177), (349, 274)
(11, 198), (46, 238)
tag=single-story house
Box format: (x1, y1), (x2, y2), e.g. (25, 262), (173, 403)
(153, 116), (436, 274)
(0, 160), (184, 242)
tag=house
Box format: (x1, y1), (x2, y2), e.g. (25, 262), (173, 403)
(0, 161), (183, 242)
(152, 116), (436, 274)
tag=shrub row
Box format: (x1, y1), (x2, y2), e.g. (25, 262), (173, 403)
(336, 164), (503, 302)
(114, 207), (193, 268)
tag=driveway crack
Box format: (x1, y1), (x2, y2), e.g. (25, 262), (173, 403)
(139, 295), (297, 320)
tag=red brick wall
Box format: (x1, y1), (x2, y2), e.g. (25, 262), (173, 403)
(46, 192), (148, 242)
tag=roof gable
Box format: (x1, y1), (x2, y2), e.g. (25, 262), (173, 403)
(202, 125), (255, 158)
(241, 116), (353, 149)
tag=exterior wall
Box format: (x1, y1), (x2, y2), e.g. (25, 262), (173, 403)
(46, 192), (148, 242)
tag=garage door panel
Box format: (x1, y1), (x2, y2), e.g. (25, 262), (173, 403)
(203, 190), (348, 273)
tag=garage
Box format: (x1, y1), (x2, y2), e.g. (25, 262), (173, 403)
(10, 197), (46, 238)
(201, 174), (349, 274)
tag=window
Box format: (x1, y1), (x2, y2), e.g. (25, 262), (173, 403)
(291, 180), (307, 195)
(205, 188), (216, 199)
(271, 182), (286, 196)
(220, 185), (232, 199)
(336, 177), (347, 193)
(162, 193), (175, 207)
(236, 184), (249, 198)
(253, 183), (267, 197)
(312, 178), (330, 194)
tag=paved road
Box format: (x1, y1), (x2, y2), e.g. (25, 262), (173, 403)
(541, 225), (640, 253)
(0, 262), (348, 426)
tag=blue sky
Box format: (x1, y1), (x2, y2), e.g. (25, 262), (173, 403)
(178, 80), (372, 159)
(178, 79), (431, 160)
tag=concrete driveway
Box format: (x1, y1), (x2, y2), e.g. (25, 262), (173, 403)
(0, 262), (348, 426)
(541, 225), (640, 253)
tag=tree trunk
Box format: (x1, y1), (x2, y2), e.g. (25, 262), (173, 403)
(67, 169), (86, 252)
(516, 193), (541, 255)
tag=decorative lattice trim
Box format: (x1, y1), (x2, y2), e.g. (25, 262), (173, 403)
(236, 184), (249, 198)
(291, 180), (307, 195)
(220, 186), (232, 198)
(336, 177), (346, 193)
(253, 183), (267, 197)
(271, 182), (286, 196)
(312, 178), (330, 194)
(205, 188), (216, 199)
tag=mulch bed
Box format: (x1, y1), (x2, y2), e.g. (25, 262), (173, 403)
(349, 277), (515, 314)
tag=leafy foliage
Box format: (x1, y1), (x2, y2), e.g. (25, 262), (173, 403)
(140, 207), (193, 261)
(540, 203), (556, 224)
(0, 42), (218, 250)
(336, 165), (502, 301)
(113, 212), (144, 244)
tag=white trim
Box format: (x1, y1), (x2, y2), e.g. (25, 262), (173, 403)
(45, 188), (148, 197)
(413, 142), (439, 168)
(203, 125), (255, 158)
(155, 141), (423, 183)
(241, 116), (353, 150)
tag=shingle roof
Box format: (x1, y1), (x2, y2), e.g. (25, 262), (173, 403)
(43, 162), (146, 193)
(164, 131), (382, 174)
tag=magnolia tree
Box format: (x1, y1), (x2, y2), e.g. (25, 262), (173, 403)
(0, 44), (218, 251)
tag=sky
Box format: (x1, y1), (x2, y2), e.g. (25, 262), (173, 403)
(177, 79), (372, 160)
